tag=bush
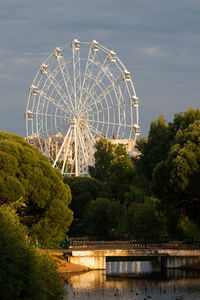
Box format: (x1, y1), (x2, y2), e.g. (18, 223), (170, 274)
(0, 206), (64, 300)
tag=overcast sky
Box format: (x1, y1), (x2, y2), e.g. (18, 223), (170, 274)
(0, 0), (200, 137)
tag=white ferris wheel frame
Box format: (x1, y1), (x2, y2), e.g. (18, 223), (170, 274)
(25, 39), (140, 176)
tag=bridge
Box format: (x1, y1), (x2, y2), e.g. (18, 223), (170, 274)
(49, 240), (200, 270)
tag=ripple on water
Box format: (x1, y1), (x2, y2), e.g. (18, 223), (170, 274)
(64, 261), (200, 300)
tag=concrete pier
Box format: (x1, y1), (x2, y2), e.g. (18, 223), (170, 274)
(67, 248), (200, 270)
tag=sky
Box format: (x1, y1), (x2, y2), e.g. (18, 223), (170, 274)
(0, 0), (200, 137)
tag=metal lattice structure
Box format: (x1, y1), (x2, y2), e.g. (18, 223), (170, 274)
(25, 39), (140, 176)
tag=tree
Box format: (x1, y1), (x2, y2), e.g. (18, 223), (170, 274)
(63, 176), (110, 236)
(125, 197), (167, 239)
(0, 205), (64, 300)
(89, 138), (114, 182)
(179, 216), (200, 241)
(108, 144), (135, 202)
(0, 132), (73, 246)
(169, 107), (200, 135)
(167, 120), (200, 225)
(89, 138), (135, 202)
(144, 109), (200, 236)
(63, 176), (110, 219)
(83, 197), (121, 237)
(135, 115), (172, 183)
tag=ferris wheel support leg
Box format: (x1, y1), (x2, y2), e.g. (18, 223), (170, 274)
(74, 125), (78, 177)
(61, 129), (73, 173)
(53, 126), (71, 168)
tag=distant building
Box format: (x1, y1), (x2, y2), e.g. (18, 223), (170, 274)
(26, 133), (139, 164)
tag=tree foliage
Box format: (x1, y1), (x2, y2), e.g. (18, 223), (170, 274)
(125, 198), (167, 239)
(65, 108), (200, 240)
(89, 138), (114, 182)
(0, 132), (73, 245)
(83, 197), (121, 237)
(135, 115), (172, 182)
(89, 138), (134, 202)
(64, 176), (110, 218)
(135, 108), (200, 237)
(0, 205), (64, 300)
(63, 176), (110, 236)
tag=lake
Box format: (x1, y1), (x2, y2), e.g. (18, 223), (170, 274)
(64, 259), (200, 300)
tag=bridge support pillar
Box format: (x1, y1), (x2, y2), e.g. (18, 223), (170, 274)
(68, 255), (106, 269)
(161, 256), (200, 269)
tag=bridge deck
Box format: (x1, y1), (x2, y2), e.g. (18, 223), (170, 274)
(45, 240), (200, 257)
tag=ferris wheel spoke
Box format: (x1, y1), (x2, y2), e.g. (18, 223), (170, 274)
(78, 47), (92, 111)
(76, 126), (90, 167)
(80, 53), (110, 109)
(32, 111), (68, 119)
(57, 58), (75, 113)
(86, 98), (126, 118)
(37, 89), (71, 116)
(59, 57), (76, 99)
(82, 128), (96, 160)
(77, 123), (96, 166)
(78, 48), (97, 111)
(78, 75), (107, 115)
(85, 74), (122, 112)
(40, 64), (73, 114)
(72, 48), (82, 111)
(87, 122), (106, 138)
(46, 71), (74, 115)
(38, 121), (70, 137)
(87, 119), (131, 128)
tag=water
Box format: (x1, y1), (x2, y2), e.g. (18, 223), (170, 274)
(64, 260), (200, 300)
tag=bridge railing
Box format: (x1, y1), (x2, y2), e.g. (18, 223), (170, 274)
(68, 239), (200, 249)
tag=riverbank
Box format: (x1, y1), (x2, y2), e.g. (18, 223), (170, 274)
(52, 255), (90, 278)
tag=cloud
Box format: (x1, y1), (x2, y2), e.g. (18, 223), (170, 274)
(14, 58), (30, 65)
(141, 46), (168, 56)
(0, 73), (13, 80)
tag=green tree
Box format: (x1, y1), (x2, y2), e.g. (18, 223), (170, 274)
(169, 107), (200, 135)
(63, 176), (110, 219)
(89, 138), (114, 182)
(83, 197), (121, 237)
(135, 115), (172, 183)
(108, 144), (135, 202)
(145, 109), (200, 237)
(168, 120), (200, 226)
(0, 205), (64, 300)
(124, 185), (148, 208)
(179, 216), (200, 241)
(0, 132), (73, 246)
(89, 138), (135, 202)
(63, 176), (110, 236)
(125, 197), (167, 239)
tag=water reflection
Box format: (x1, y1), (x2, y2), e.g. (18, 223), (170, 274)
(107, 261), (157, 275)
(64, 261), (200, 300)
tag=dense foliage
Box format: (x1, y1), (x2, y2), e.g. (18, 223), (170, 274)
(0, 205), (64, 300)
(89, 139), (134, 202)
(83, 197), (121, 237)
(0, 132), (73, 246)
(135, 108), (200, 238)
(65, 108), (200, 240)
(63, 176), (110, 236)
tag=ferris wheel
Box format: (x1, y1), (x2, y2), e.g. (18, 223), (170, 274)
(25, 39), (140, 176)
